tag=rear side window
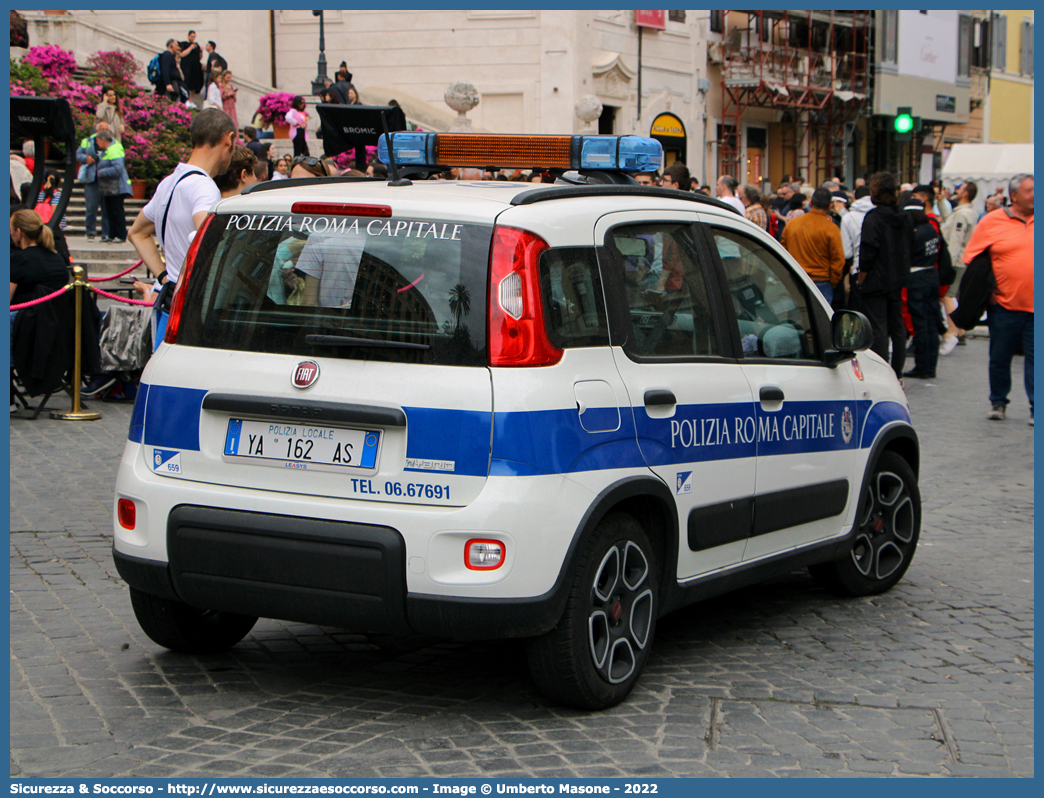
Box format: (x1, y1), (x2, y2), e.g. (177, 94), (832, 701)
(177, 213), (493, 366)
(539, 247), (609, 349)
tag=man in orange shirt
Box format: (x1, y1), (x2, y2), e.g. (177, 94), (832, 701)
(963, 173), (1034, 423)
(781, 187), (845, 304)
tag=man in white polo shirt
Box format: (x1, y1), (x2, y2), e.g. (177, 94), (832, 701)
(128, 108), (236, 287)
(715, 174), (746, 215)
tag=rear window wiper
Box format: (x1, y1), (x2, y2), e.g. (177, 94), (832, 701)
(305, 334), (430, 351)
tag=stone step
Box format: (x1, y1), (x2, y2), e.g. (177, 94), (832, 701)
(75, 260), (148, 279)
(68, 245), (136, 261)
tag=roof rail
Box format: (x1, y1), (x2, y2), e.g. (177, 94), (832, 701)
(510, 184), (744, 214)
(241, 176), (383, 195)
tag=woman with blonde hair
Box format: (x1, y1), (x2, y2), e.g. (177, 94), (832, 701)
(10, 209), (69, 305)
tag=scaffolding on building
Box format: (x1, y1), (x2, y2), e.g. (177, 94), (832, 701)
(717, 10), (871, 186)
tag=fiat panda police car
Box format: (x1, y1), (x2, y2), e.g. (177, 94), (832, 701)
(113, 133), (920, 710)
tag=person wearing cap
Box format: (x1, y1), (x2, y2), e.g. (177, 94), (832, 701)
(781, 187), (845, 304)
(829, 190), (849, 227)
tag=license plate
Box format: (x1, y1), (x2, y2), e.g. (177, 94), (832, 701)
(223, 418), (380, 472)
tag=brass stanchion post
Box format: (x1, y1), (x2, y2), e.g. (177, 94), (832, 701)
(52, 265), (102, 421)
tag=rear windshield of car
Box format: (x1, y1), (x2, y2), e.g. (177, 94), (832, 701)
(176, 212), (493, 367)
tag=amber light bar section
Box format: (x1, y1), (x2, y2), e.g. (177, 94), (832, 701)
(435, 135), (575, 168)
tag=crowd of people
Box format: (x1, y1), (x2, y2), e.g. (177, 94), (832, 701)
(636, 162), (1033, 425)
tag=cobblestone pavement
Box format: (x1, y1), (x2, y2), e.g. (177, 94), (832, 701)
(10, 337), (1033, 778)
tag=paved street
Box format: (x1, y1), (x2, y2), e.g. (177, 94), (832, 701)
(10, 336), (1033, 778)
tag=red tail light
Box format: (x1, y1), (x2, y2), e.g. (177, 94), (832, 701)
(487, 226), (562, 366)
(164, 212), (215, 344)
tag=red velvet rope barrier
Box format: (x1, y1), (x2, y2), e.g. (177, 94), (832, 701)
(11, 281), (155, 310)
(10, 285), (71, 310)
(89, 286), (154, 306)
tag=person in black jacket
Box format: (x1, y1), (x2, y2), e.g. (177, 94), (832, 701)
(156, 39), (182, 102)
(178, 30), (204, 98)
(856, 171), (915, 380)
(902, 197), (953, 379)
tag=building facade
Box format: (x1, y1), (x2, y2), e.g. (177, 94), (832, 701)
(19, 9), (715, 181)
(18, 9), (1031, 186)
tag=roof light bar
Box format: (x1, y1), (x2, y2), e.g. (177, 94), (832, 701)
(377, 133), (663, 173)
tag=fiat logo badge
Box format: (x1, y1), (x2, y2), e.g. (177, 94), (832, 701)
(292, 361), (320, 389)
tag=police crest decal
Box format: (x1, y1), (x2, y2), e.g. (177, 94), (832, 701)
(841, 407), (854, 444)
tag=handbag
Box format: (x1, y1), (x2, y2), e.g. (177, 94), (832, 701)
(33, 201), (54, 222)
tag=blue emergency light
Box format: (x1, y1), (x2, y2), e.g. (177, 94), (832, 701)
(377, 133), (663, 173)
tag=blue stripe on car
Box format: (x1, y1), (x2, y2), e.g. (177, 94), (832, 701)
(402, 406), (491, 477)
(132, 386), (908, 476)
(859, 401), (912, 448)
(140, 385), (208, 451)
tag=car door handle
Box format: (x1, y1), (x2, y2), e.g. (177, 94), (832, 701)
(760, 386), (785, 402)
(644, 389), (677, 407)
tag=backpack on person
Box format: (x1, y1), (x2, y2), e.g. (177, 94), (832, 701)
(147, 53), (163, 84)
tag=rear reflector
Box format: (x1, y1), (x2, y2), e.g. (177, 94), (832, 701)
(117, 499), (136, 530)
(465, 539), (505, 570)
(290, 202), (392, 217)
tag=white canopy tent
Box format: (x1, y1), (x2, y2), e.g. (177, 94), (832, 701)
(940, 143), (1034, 216)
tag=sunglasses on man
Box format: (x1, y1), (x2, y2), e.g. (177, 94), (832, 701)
(292, 156), (329, 176)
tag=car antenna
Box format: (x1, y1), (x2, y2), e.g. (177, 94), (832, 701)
(381, 111), (412, 187)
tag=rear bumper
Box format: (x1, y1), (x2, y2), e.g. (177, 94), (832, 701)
(113, 504), (567, 639)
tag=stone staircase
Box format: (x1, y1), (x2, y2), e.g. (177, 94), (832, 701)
(58, 182), (148, 280)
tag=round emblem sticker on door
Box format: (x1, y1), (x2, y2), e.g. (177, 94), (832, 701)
(292, 361), (320, 389)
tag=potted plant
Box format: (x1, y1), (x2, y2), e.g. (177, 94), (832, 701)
(256, 92), (296, 138)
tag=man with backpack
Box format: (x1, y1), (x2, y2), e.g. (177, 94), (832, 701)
(153, 39), (182, 101)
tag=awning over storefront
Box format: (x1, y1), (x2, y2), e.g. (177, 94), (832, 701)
(940, 143), (1034, 214)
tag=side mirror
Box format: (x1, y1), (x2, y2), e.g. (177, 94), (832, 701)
(826, 310), (872, 364)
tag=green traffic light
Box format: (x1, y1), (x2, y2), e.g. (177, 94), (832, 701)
(894, 114), (914, 134)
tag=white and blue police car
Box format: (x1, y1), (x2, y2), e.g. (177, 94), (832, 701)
(113, 133), (920, 709)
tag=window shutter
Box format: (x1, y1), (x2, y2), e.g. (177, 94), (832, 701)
(993, 14), (1007, 71)
(958, 16), (971, 77)
(1021, 21), (1034, 76)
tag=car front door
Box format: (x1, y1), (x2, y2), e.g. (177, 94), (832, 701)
(700, 219), (863, 561)
(595, 211), (758, 580)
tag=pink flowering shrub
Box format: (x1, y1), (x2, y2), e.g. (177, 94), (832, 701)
(121, 93), (193, 185)
(10, 59), (48, 95)
(13, 45), (193, 194)
(257, 92), (296, 126)
(23, 44), (77, 80)
(86, 50), (140, 91)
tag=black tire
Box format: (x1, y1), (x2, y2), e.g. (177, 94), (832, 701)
(129, 588), (257, 654)
(526, 513), (658, 710)
(810, 451), (921, 596)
